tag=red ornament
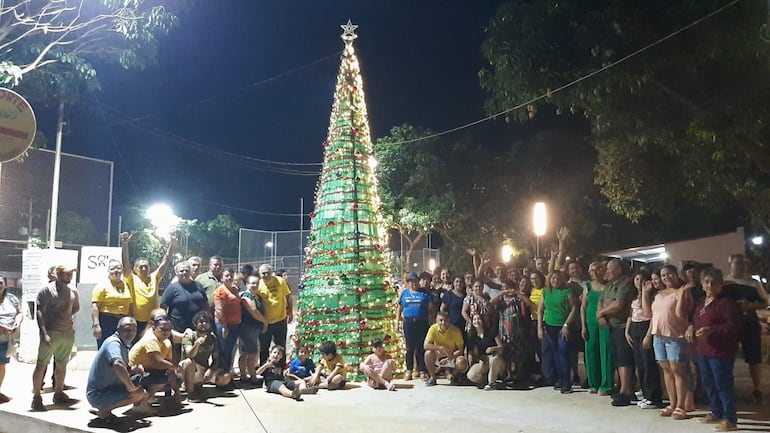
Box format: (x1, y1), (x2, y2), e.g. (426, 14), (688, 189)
(359, 319), (367, 329)
(337, 341), (346, 349)
(306, 259), (312, 265)
(327, 221), (335, 227)
(355, 287), (366, 296)
(384, 334), (392, 343)
(353, 128), (359, 135)
(339, 306), (349, 314)
(352, 202), (358, 211)
(374, 244), (383, 252)
(383, 280), (391, 290)
(323, 140), (330, 147)
(309, 211), (316, 219)
(330, 250), (336, 256)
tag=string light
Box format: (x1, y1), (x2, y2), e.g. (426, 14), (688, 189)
(297, 22), (403, 379)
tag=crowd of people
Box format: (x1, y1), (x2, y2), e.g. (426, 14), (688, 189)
(396, 232), (769, 433)
(0, 229), (768, 432)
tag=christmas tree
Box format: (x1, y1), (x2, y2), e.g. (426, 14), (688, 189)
(297, 20), (402, 379)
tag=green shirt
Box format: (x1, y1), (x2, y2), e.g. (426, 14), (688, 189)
(599, 275), (636, 328)
(182, 332), (218, 368)
(542, 287), (572, 327)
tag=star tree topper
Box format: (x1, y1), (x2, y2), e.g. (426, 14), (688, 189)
(341, 19), (358, 41)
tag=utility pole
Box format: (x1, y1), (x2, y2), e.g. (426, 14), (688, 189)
(48, 101), (65, 249)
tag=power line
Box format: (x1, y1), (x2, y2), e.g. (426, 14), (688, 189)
(178, 192), (309, 217)
(387, 0), (741, 145)
(106, 51), (342, 128)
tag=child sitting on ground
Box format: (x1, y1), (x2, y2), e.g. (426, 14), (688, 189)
(308, 341), (347, 390)
(289, 345), (316, 379)
(256, 346), (315, 401)
(360, 339), (397, 391)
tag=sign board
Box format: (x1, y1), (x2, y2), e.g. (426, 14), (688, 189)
(79, 246), (121, 284)
(0, 88), (36, 162)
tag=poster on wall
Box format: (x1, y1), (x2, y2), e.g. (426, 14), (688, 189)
(79, 246), (121, 285)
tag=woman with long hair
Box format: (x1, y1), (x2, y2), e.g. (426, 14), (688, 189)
(644, 265), (693, 420)
(582, 261), (612, 395)
(626, 270), (662, 408)
(538, 271), (578, 393)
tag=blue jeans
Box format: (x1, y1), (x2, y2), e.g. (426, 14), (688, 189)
(541, 325), (570, 390)
(402, 318), (428, 373)
(215, 321), (241, 372)
(697, 356), (736, 424)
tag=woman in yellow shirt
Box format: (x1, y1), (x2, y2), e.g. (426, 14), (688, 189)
(91, 260), (133, 348)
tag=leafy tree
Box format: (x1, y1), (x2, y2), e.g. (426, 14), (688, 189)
(181, 214), (241, 259)
(57, 209), (101, 245)
(0, 0), (193, 89)
(480, 0), (770, 229)
(375, 124), (459, 266)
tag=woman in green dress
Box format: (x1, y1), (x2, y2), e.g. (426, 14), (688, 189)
(581, 261), (613, 395)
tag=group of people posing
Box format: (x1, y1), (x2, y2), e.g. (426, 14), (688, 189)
(0, 232), (398, 429)
(397, 248), (768, 433)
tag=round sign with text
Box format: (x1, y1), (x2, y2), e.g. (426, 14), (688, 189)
(0, 88), (36, 163)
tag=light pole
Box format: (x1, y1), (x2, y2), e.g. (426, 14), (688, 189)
(533, 202), (547, 258)
(265, 241), (274, 268)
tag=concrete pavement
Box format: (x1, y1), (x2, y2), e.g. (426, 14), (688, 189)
(0, 350), (768, 433)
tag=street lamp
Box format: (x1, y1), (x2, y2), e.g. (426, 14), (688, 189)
(501, 244), (514, 263)
(265, 241), (274, 268)
(533, 202), (547, 258)
(146, 203), (180, 241)
(752, 236), (764, 246)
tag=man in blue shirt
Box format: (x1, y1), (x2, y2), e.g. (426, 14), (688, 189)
(86, 317), (148, 425)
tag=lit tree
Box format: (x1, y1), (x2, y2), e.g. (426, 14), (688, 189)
(297, 21), (402, 379)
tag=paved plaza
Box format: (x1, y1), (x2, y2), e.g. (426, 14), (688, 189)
(0, 351), (769, 433)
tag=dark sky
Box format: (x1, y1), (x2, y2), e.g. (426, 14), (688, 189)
(36, 1), (508, 232)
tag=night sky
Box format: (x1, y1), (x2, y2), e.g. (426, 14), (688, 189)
(29, 1), (509, 233)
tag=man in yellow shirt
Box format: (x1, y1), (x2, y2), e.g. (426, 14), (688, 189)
(128, 316), (190, 411)
(423, 311), (467, 386)
(121, 232), (174, 337)
(256, 264), (292, 364)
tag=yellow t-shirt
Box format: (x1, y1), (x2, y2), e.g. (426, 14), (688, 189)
(257, 276), (290, 324)
(425, 323), (464, 351)
(129, 332), (171, 367)
(127, 270), (160, 322)
(319, 354), (345, 375)
(91, 279), (133, 316)
(530, 288), (543, 320)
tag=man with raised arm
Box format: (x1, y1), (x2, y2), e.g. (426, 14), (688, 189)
(122, 232), (174, 336)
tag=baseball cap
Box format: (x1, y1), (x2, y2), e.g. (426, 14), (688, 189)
(55, 265), (76, 273)
(407, 271), (419, 281)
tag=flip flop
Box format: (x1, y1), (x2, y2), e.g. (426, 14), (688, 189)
(671, 408), (689, 420)
(659, 406), (674, 417)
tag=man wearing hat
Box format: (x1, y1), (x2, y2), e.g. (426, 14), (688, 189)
(397, 271), (433, 380)
(32, 265), (80, 411)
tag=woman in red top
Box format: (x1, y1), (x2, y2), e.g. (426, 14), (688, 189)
(213, 268), (243, 374)
(693, 268), (739, 432)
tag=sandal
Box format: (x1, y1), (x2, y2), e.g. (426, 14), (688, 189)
(659, 406), (674, 417)
(671, 408), (689, 420)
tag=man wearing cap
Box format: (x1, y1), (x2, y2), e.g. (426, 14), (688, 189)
(32, 265), (80, 411)
(256, 264), (292, 364)
(398, 271), (433, 380)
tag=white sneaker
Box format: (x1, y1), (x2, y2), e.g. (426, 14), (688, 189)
(635, 390), (644, 400)
(638, 400), (658, 409)
(636, 398), (649, 407)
